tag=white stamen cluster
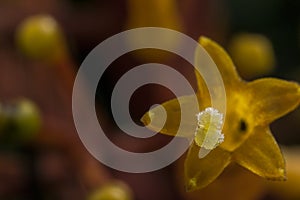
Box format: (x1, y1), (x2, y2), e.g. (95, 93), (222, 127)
(194, 107), (225, 158)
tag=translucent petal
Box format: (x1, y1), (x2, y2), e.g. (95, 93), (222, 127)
(184, 143), (231, 191)
(233, 127), (286, 180)
(180, 164), (266, 200)
(267, 147), (300, 199)
(247, 78), (300, 125)
(140, 94), (200, 137)
(195, 37), (241, 93)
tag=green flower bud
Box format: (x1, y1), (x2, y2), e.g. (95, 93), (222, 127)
(16, 15), (66, 61)
(0, 102), (8, 134)
(13, 99), (41, 141)
(88, 181), (133, 200)
(0, 99), (41, 146)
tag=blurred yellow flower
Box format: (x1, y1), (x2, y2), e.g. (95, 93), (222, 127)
(126, 0), (182, 30)
(141, 37), (300, 191)
(125, 0), (183, 61)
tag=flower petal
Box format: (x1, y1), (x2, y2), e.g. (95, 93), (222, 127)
(233, 127), (286, 180)
(184, 142), (231, 191)
(140, 94), (200, 137)
(247, 78), (300, 125)
(195, 37), (241, 92)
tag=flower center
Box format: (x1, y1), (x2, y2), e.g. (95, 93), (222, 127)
(194, 107), (225, 158)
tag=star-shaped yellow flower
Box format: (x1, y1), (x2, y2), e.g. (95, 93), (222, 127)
(141, 37), (300, 191)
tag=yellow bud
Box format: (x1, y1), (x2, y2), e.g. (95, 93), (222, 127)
(228, 33), (276, 79)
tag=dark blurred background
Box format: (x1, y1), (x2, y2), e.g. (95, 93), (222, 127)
(0, 0), (299, 200)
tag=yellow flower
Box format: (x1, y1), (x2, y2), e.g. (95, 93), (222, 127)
(141, 37), (300, 191)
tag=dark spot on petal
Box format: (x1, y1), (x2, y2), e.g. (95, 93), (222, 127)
(239, 119), (247, 132)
